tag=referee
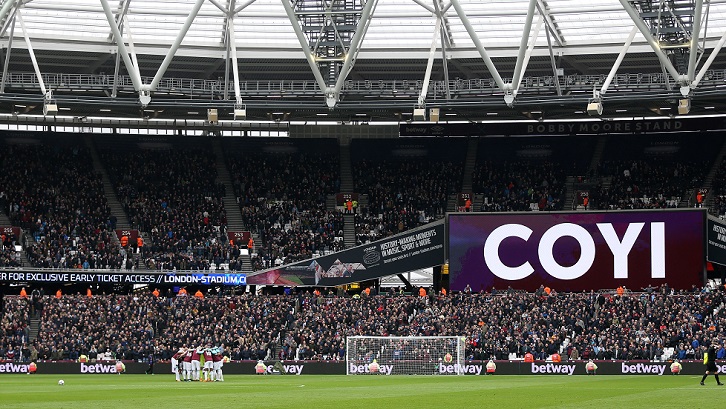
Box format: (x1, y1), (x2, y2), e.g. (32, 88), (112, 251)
(700, 342), (724, 386)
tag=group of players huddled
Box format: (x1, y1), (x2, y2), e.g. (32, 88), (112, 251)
(171, 346), (227, 382)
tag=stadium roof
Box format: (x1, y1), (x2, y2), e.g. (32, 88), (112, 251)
(1, 0), (726, 124)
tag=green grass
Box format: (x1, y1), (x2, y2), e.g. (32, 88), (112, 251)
(0, 374), (722, 409)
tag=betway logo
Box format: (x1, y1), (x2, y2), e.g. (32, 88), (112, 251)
(267, 364), (304, 375)
(439, 364), (483, 375)
(80, 363), (118, 374)
(0, 363), (29, 373)
(531, 363), (576, 375)
(621, 363), (665, 375)
(349, 363), (393, 375)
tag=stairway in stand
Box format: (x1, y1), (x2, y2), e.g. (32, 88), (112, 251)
(83, 135), (131, 230)
(0, 210), (12, 226)
(29, 317), (40, 342)
(339, 137), (356, 249)
(339, 137), (354, 192)
(461, 137), (479, 192)
(343, 214), (356, 248)
(211, 139), (252, 272)
(83, 135), (146, 270)
(211, 139), (245, 231)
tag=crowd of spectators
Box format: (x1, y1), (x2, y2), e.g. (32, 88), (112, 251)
(0, 231), (20, 267)
(0, 135), (718, 274)
(101, 148), (229, 271)
(591, 160), (701, 210)
(4, 284), (724, 363)
(353, 159), (460, 245)
(0, 247), (20, 268)
(0, 142), (121, 269)
(471, 161), (566, 212)
(228, 151), (341, 269)
(710, 159), (726, 217)
(0, 294), (30, 361)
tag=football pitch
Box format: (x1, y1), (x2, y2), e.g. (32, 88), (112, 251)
(0, 374), (722, 409)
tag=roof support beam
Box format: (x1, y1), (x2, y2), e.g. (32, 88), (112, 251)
(0, 0), (17, 35)
(111, 0), (133, 98)
(223, 16), (230, 100)
(618, 0), (683, 84)
(436, 0), (454, 49)
(434, 0), (451, 100)
(16, 10), (47, 97)
(516, 15), (543, 95)
(0, 0), (20, 39)
(0, 4), (17, 93)
(601, 26), (638, 95)
(234, 0), (257, 14)
(693, 31), (726, 88)
(280, 0), (329, 103)
(221, 0), (232, 100)
(536, 0), (564, 47)
(418, 16), (441, 106)
(124, 20), (141, 76)
(331, 0), (379, 108)
(208, 0), (227, 13)
(449, 0), (506, 93)
(149, 0), (206, 91)
(543, 15), (561, 96)
(411, 0), (434, 14)
(227, 0), (243, 105)
(512, 0), (538, 97)
(106, 0), (131, 42)
(101, 0), (143, 92)
(687, 0), (703, 82)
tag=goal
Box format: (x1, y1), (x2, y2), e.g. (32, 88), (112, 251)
(346, 336), (466, 375)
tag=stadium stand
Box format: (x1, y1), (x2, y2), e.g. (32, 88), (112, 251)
(351, 139), (464, 245)
(590, 134), (721, 210)
(2, 286), (724, 363)
(225, 139), (342, 270)
(710, 158), (726, 217)
(471, 136), (593, 212)
(98, 137), (229, 271)
(0, 136), (122, 269)
(0, 133), (722, 274)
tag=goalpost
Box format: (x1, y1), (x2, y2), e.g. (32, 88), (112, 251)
(346, 336), (466, 375)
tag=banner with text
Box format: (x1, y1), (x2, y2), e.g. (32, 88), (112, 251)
(247, 222), (445, 286)
(1, 227), (21, 238)
(227, 231), (251, 245)
(0, 360), (717, 376)
(707, 216), (726, 266)
(400, 117), (726, 137)
(448, 210), (705, 292)
(0, 271), (246, 286)
(115, 229), (139, 243)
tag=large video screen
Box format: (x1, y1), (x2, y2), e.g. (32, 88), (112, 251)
(448, 210), (704, 292)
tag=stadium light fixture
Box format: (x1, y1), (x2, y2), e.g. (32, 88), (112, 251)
(207, 108), (218, 124)
(233, 104), (246, 121)
(43, 90), (58, 116)
(678, 98), (691, 115)
(587, 88), (602, 117)
(413, 104), (426, 121)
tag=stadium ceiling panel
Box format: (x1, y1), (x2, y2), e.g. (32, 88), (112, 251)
(0, 0), (724, 124)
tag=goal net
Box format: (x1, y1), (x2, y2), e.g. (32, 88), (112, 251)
(346, 336), (466, 375)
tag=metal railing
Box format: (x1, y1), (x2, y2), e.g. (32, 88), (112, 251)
(2, 69), (725, 101)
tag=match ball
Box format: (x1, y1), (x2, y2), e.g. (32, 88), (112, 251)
(58, 379), (65, 386)
(444, 353), (453, 363)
